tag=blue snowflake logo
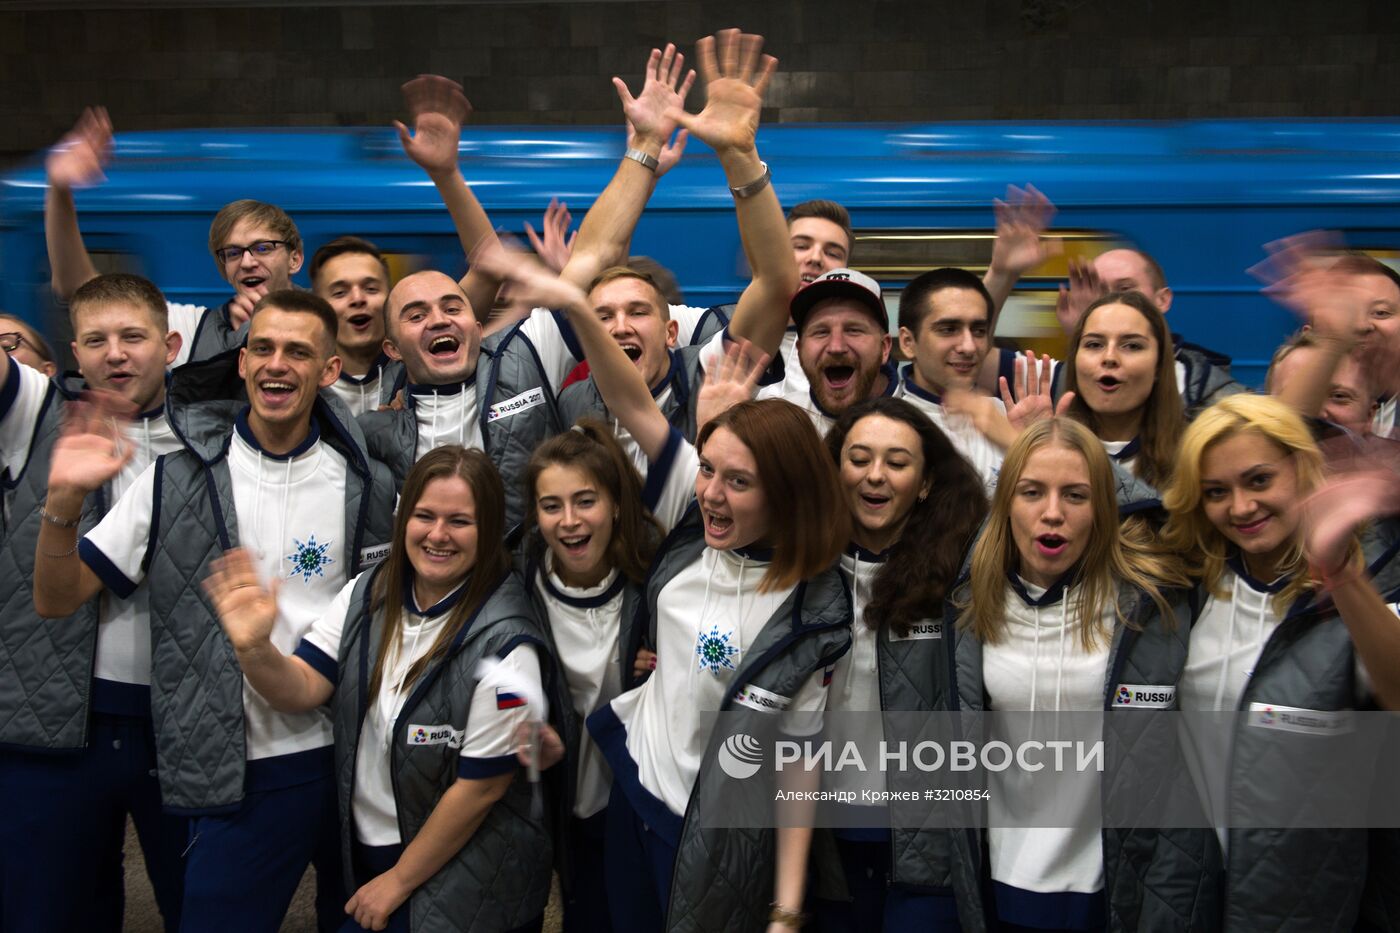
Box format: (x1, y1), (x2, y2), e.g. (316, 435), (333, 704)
(286, 535), (334, 582)
(694, 625), (738, 676)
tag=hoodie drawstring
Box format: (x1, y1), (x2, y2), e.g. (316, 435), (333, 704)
(1212, 575), (1242, 711)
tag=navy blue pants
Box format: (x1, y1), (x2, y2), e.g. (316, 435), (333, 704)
(180, 772), (344, 933)
(603, 785), (678, 933)
(0, 709), (186, 933)
(563, 808), (612, 933)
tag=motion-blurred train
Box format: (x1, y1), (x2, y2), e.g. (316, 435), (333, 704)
(3, 120), (1399, 386)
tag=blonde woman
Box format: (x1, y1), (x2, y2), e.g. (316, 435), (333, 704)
(947, 417), (1189, 932)
(1160, 392), (1400, 931)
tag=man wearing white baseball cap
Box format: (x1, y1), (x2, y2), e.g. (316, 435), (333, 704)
(777, 268), (897, 434)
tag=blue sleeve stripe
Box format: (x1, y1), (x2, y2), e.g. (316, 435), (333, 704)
(78, 538), (139, 600)
(997, 347), (1017, 387)
(641, 428), (684, 511)
(0, 356), (21, 422)
(292, 639), (338, 685)
(457, 753), (518, 780)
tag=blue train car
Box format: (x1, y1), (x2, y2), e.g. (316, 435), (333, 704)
(3, 121), (1399, 385)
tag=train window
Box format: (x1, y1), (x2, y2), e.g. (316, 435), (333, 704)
(849, 227), (1128, 358)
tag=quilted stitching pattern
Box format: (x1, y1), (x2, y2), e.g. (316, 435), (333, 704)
(0, 389), (101, 749)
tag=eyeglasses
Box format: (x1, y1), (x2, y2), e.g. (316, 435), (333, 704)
(216, 239), (287, 264)
(0, 332), (31, 353)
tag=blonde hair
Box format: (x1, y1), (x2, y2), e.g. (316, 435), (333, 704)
(958, 418), (1181, 650)
(1160, 393), (1350, 613)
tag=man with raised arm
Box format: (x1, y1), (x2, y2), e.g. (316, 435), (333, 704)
(32, 290), (395, 933)
(357, 57), (710, 528)
(45, 108), (308, 367)
(0, 273), (186, 933)
(556, 32), (798, 470)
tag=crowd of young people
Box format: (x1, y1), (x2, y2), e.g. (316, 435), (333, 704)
(2, 25), (1399, 933)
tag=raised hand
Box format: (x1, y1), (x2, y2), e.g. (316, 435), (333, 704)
(697, 337), (771, 428)
(228, 281), (268, 329)
(990, 184), (1060, 279)
(523, 199), (576, 273)
(202, 547), (279, 653)
(667, 29), (775, 157)
(1000, 350), (1074, 433)
(395, 74), (472, 180)
(47, 391), (137, 495)
(1251, 231), (1369, 345)
(1054, 257), (1106, 334)
(1302, 470), (1400, 575)
(613, 43), (696, 150)
(470, 239), (589, 314)
(46, 107), (112, 190)
(626, 120), (690, 177)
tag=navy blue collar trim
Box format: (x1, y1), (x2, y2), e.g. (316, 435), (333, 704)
(1007, 567), (1076, 606)
(898, 364), (943, 404)
(407, 379), (471, 402)
(339, 354), (391, 386)
(405, 574), (469, 617)
(807, 360), (899, 419)
(1106, 436), (1142, 461)
(1226, 553), (1290, 594)
(845, 541), (891, 563)
(540, 564), (627, 608)
(137, 403), (165, 421)
(233, 407), (319, 460)
(733, 543), (775, 563)
(651, 350), (681, 399)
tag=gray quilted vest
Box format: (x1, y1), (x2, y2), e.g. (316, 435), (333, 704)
(1174, 338), (1244, 417)
(643, 504), (853, 933)
(358, 323), (563, 533)
(184, 300), (248, 365)
(330, 567), (557, 933)
(1209, 523), (1400, 932)
(0, 374), (106, 750)
(147, 368), (395, 813)
(683, 304), (732, 347)
(946, 576), (1210, 933)
(556, 345), (705, 440)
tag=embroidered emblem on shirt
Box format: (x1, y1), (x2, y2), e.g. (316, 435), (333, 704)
(286, 535), (334, 582)
(695, 625), (738, 676)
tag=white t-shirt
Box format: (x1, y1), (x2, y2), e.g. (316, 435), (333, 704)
(328, 359), (394, 418)
(0, 361), (182, 686)
(757, 329), (808, 401)
(667, 304), (718, 348)
(407, 308), (579, 462)
(826, 546), (886, 799)
(609, 431), (831, 815)
(535, 556), (625, 818)
(983, 578), (1110, 898)
(83, 416), (351, 760)
(893, 369), (1005, 495)
(167, 301), (210, 369)
(301, 574), (544, 845)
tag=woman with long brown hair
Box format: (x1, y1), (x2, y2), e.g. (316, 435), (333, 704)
(205, 446), (559, 933)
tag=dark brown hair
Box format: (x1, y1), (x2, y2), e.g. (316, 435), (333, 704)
(207, 199), (302, 269)
(1062, 290), (1184, 488)
(696, 399), (850, 592)
(309, 235), (391, 286)
(825, 397), (988, 636)
(252, 289), (339, 355)
(367, 446), (511, 705)
(524, 418), (663, 584)
(787, 199), (853, 258)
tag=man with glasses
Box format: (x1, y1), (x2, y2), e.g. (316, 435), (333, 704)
(0, 315), (58, 377)
(44, 109), (304, 368)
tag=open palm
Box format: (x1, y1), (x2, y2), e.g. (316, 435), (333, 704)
(667, 30), (776, 156)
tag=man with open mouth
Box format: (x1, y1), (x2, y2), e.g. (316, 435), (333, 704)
(784, 268), (898, 436)
(309, 235), (404, 417)
(32, 289), (396, 933)
(44, 108), (308, 369)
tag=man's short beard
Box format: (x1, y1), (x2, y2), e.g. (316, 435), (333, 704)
(806, 356), (880, 414)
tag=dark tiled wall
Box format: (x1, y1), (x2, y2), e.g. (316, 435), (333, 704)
(1, 0), (1398, 159)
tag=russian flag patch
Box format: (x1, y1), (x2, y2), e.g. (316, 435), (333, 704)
(496, 687), (527, 710)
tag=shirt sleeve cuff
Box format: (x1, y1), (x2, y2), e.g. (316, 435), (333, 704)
(641, 428), (685, 510)
(457, 753), (519, 779)
(293, 639), (338, 685)
(78, 537), (139, 600)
